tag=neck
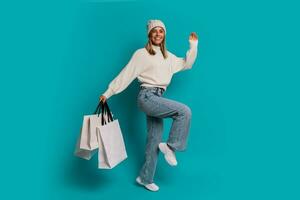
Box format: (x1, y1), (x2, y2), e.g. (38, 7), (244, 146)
(152, 44), (161, 50)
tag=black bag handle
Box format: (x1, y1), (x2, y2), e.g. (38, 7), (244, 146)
(104, 102), (113, 121)
(101, 102), (113, 125)
(94, 101), (103, 117)
(93, 100), (114, 125)
(101, 102), (106, 125)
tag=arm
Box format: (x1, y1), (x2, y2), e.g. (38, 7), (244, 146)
(102, 50), (144, 99)
(171, 39), (198, 74)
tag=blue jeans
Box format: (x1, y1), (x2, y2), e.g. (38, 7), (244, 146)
(137, 86), (192, 184)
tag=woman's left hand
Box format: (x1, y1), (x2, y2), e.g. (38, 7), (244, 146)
(189, 32), (198, 41)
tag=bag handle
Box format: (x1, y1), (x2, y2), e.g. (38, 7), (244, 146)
(101, 102), (113, 125)
(104, 102), (113, 121)
(93, 101), (114, 125)
(94, 101), (103, 116)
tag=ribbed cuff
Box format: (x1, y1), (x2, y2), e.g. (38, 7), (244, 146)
(103, 88), (114, 99)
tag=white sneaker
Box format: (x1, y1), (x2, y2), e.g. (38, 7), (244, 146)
(136, 176), (159, 192)
(158, 143), (177, 166)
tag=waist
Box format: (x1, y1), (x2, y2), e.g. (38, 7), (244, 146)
(140, 86), (165, 93)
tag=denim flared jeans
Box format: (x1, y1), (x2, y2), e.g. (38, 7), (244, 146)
(137, 86), (192, 184)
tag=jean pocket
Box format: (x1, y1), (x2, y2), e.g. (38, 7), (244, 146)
(138, 90), (153, 104)
(145, 91), (156, 100)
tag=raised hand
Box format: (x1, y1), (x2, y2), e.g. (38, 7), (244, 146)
(189, 32), (198, 41)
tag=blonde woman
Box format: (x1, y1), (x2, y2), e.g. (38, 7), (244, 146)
(100, 20), (198, 192)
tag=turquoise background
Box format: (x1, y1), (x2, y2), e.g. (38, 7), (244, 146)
(1, 0), (299, 199)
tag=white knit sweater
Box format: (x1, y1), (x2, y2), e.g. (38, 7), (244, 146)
(103, 40), (198, 99)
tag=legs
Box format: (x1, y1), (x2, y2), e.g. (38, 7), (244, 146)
(137, 88), (192, 185)
(139, 116), (163, 184)
(166, 100), (192, 151)
(138, 93), (192, 151)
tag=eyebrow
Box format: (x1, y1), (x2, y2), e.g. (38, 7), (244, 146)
(150, 27), (164, 34)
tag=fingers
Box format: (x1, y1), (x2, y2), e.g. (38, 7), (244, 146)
(189, 32), (198, 40)
(99, 95), (106, 103)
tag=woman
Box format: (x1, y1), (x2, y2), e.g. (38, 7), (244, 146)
(100, 19), (198, 192)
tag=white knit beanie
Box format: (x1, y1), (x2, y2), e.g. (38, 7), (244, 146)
(147, 19), (166, 35)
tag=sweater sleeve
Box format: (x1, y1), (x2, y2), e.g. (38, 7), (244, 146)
(170, 40), (198, 74)
(103, 50), (144, 99)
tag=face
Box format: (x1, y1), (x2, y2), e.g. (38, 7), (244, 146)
(149, 27), (165, 45)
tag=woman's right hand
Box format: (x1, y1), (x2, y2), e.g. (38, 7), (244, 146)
(99, 95), (107, 103)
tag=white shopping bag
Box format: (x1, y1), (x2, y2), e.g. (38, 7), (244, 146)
(97, 103), (127, 169)
(78, 114), (102, 151)
(74, 101), (126, 169)
(74, 102), (108, 159)
(74, 132), (97, 160)
(77, 102), (111, 151)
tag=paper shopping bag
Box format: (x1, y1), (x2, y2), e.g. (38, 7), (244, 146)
(74, 102), (107, 160)
(97, 102), (127, 169)
(74, 131), (97, 160)
(79, 114), (101, 150)
(78, 102), (111, 151)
